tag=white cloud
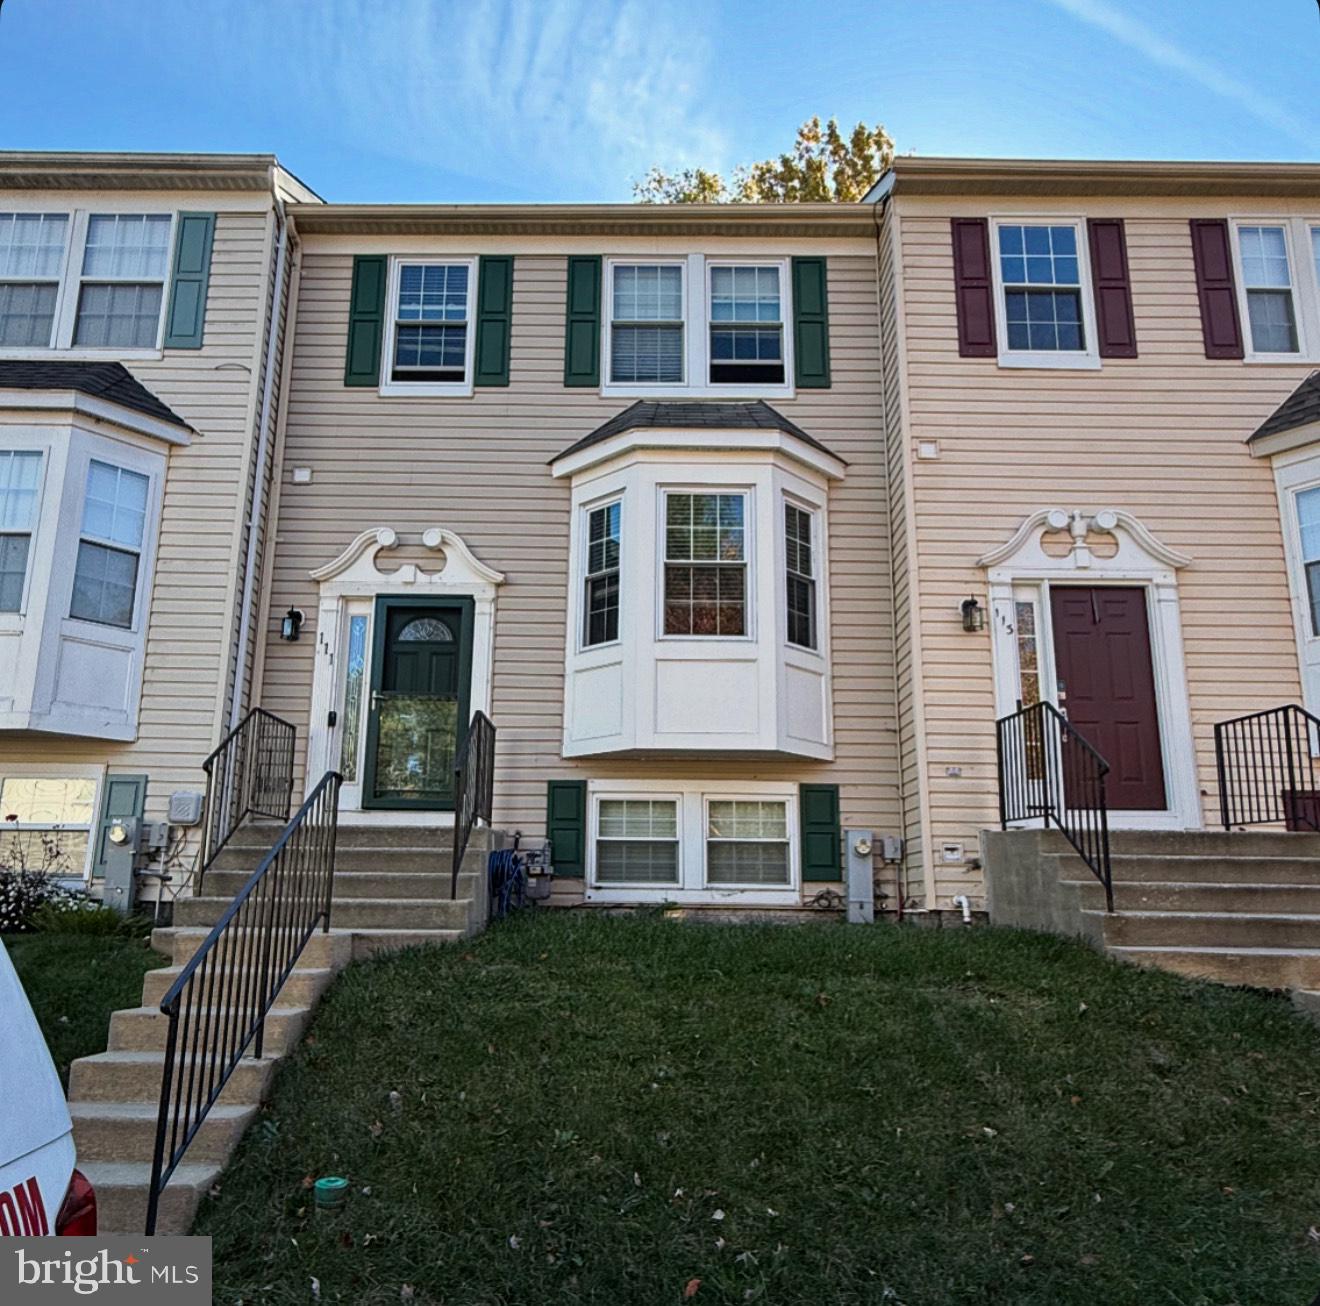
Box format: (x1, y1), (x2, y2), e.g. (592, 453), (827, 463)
(235, 0), (724, 196)
(1044, 0), (1316, 148)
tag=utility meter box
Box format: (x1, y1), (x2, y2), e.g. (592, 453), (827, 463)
(844, 828), (875, 925)
(168, 790), (204, 826)
(101, 816), (140, 916)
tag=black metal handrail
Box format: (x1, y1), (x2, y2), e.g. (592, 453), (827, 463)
(1215, 703), (1320, 832)
(451, 711), (496, 900)
(997, 700), (1113, 911)
(145, 770), (342, 1235)
(199, 708), (296, 886)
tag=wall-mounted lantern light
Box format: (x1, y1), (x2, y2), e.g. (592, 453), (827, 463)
(960, 596), (986, 633)
(281, 607), (304, 641)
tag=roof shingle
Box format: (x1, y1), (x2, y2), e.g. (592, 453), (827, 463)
(1249, 371), (1320, 444)
(0, 360), (189, 429)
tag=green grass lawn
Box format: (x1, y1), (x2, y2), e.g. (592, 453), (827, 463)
(4, 933), (167, 1087)
(197, 914), (1320, 1305)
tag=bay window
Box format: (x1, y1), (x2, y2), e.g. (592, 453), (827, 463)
(609, 263), (684, 384)
(70, 460), (148, 629)
(663, 492), (747, 636)
(583, 500), (621, 647)
(0, 450), (42, 611)
(0, 213), (67, 347)
(784, 502), (816, 650)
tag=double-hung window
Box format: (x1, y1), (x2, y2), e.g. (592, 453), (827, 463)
(583, 500), (621, 647)
(0, 775), (98, 877)
(0, 214), (68, 347)
(595, 798), (679, 885)
(709, 265), (785, 384)
(1237, 225), (1299, 356)
(74, 214), (173, 348)
(784, 502), (817, 650)
(663, 491), (747, 636)
(389, 261), (472, 386)
(996, 222), (1088, 356)
(610, 263), (684, 384)
(706, 799), (791, 886)
(1296, 486), (1320, 637)
(70, 460), (148, 629)
(0, 451), (41, 612)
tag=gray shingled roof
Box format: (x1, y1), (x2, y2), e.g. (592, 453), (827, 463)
(1249, 371), (1320, 443)
(0, 360), (189, 429)
(551, 400), (843, 464)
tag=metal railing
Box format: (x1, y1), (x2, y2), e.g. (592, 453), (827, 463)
(199, 708), (296, 885)
(1215, 703), (1320, 832)
(145, 771), (342, 1235)
(997, 700), (1113, 911)
(451, 711), (496, 900)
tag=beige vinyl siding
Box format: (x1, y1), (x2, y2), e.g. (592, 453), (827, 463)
(258, 247), (901, 896)
(894, 195), (1313, 905)
(0, 207), (277, 828)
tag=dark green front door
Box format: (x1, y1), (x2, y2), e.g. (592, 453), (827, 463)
(362, 597), (473, 810)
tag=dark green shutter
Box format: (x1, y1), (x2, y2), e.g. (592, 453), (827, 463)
(474, 255), (513, 386)
(799, 783), (841, 881)
(547, 780), (587, 877)
(792, 257), (831, 388)
(563, 256), (601, 387)
(162, 212), (215, 349)
(344, 254), (388, 386)
(91, 774), (148, 881)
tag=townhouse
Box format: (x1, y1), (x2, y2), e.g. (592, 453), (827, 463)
(0, 153), (318, 888)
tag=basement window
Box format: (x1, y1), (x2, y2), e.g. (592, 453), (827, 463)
(0, 774), (97, 877)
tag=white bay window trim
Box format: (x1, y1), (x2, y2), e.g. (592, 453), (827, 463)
(378, 255), (478, 397)
(601, 254), (795, 399)
(585, 779), (800, 905)
(1229, 217), (1320, 363)
(987, 215), (1101, 371)
(0, 204), (178, 359)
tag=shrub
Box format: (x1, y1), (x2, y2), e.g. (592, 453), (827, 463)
(29, 900), (151, 937)
(0, 868), (85, 934)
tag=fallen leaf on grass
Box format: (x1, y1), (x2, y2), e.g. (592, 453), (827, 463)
(684, 1279), (702, 1299)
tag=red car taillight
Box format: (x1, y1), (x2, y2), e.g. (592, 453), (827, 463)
(55, 1169), (96, 1236)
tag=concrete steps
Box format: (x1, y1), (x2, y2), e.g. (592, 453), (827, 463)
(68, 819), (499, 1233)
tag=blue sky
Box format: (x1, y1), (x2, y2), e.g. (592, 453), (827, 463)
(0, 0), (1316, 203)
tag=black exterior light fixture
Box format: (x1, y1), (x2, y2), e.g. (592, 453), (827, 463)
(960, 596), (986, 633)
(281, 607), (304, 641)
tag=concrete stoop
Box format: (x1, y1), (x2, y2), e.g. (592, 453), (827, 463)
(68, 821), (500, 1234)
(983, 828), (1320, 1024)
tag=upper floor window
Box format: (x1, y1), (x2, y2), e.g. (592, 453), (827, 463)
(709, 265), (784, 385)
(663, 491), (747, 637)
(1238, 225), (1299, 355)
(0, 214), (68, 347)
(998, 224), (1084, 353)
(70, 459), (148, 629)
(784, 502), (817, 650)
(610, 264), (684, 384)
(583, 500), (621, 647)
(0, 450), (42, 611)
(1312, 225), (1320, 291)
(381, 259), (475, 394)
(74, 215), (172, 349)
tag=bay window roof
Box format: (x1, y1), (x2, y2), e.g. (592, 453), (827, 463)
(1248, 369), (1320, 448)
(0, 360), (190, 431)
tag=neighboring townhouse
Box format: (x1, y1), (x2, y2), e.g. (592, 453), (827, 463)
(0, 153), (319, 891)
(874, 156), (1320, 909)
(251, 201), (903, 910)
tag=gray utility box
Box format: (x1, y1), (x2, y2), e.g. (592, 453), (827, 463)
(101, 817), (140, 915)
(845, 828), (875, 925)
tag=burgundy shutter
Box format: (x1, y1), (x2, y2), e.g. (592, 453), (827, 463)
(1087, 219), (1138, 358)
(950, 218), (997, 357)
(1189, 219), (1244, 359)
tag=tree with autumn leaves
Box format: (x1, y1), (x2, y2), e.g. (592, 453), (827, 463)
(634, 116), (895, 204)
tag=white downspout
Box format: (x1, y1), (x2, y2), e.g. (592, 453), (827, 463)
(228, 169), (289, 730)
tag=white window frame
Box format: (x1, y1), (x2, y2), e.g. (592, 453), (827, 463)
(0, 213), (71, 350)
(585, 779), (800, 904)
(1229, 217), (1319, 363)
(702, 793), (794, 891)
(0, 762), (104, 883)
(378, 255), (478, 397)
(69, 458), (150, 630)
(0, 449), (47, 616)
(656, 485), (755, 643)
(591, 792), (683, 889)
(988, 216), (1101, 371)
(0, 204), (177, 359)
(783, 494), (819, 651)
(579, 494), (623, 653)
(601, 254), (795, 400)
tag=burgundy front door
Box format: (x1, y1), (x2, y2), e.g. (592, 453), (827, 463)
(1050, 586), (1167, 811)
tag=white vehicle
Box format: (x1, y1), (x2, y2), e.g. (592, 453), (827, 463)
(0, 939), (96, 1236)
